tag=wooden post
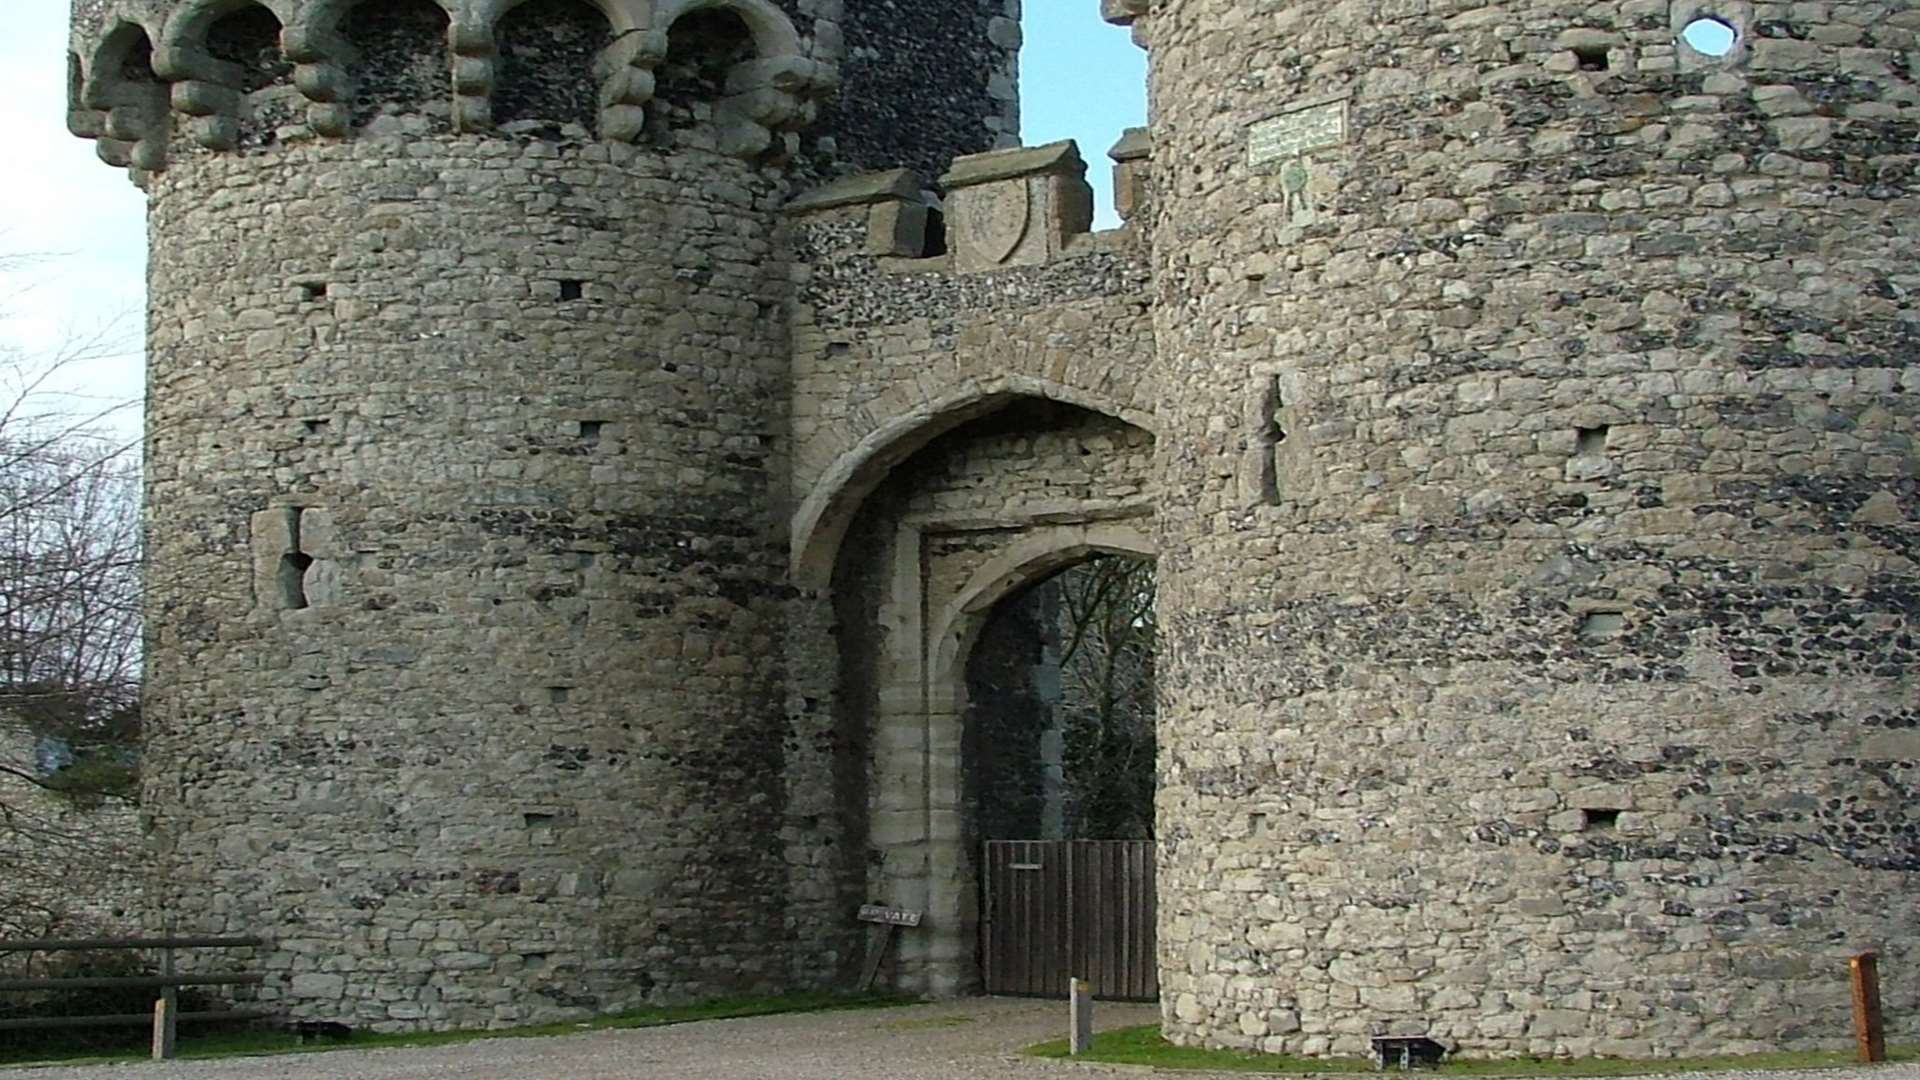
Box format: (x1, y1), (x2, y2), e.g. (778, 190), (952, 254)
(859, 924), (898, 992)
(151, 945), (178, 1061)
(854, 906), (921, 992)
(1069, 977), (1093, 1056)
(1851, 952), (1886, 1064)
(151, 990), (177, 1060)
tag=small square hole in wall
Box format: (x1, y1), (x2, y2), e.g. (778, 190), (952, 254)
(1580, 610), (1626, 642)
(299, 282), (328, 302)
(1573, 45), (1610, 71)
(558, 280), (585, 302)
(547, 686), (571, 704)
(577, 420), (604, 445)
(1583, 808), (1623, 831)
(1576, 425), (1610, 456)
(303, 418), (330, 435)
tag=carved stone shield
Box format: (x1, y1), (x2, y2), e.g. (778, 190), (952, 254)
(955, 180), (1031, 265)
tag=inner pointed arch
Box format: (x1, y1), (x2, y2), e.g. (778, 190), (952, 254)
(931, 523), (1157, 690)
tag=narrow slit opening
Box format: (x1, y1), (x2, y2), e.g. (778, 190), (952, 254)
(280, 551), (315, 610)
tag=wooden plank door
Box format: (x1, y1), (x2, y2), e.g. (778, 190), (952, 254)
(982, 840), (1156, 1002)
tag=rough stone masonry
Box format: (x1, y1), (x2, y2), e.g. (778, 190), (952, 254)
(62, 0), (1915, 1061)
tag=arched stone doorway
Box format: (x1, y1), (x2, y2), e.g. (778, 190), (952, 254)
(817, 395), (1157, 995)
(962, 553), (1157, 849)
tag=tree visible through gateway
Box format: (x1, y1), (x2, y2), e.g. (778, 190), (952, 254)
(964, 554), (1156, 847)
(966, 554), (1158, 1000)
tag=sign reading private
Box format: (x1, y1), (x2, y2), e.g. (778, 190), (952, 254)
(857, 905), (923, 927)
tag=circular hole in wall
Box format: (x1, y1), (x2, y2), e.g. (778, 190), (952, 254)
(1682, 16), (1738, 57)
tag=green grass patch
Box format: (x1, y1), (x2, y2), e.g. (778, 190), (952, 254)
(1028, 1024), (1372, 1073)
(1027, 1025), (1920, 1076)
(2, 990), (920, 1070)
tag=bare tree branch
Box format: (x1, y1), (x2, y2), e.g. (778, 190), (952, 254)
(0, 292), (145, 948)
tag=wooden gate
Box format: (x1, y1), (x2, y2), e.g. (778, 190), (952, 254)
(981, 840), (1157, 1001)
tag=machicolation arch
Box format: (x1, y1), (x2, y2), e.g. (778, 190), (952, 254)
(70, 0), (827, 170)
(494, 0), (614, 135)
(71, 20), (169, 171)
(652, 7), (755, 136)
(339, 0), (453, 131)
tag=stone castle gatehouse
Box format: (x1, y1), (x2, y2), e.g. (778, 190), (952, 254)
(64, 0), (1916, 1059)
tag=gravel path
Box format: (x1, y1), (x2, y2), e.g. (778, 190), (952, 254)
(9, 998), (1917, 1080)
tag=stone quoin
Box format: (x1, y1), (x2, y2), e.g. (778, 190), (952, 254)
(63, 0), (1917, 1060)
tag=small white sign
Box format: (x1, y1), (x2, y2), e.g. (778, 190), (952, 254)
(1249, 97), (1349, 167)
(857, 905), (923, 927)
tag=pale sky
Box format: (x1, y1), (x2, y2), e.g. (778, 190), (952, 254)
(1, 4), (1145, 442)
(1, 4), (147, 440)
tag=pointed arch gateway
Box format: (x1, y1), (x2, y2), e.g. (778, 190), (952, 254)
(805, 390), (1159, 997)
(792, 378), (1160, 589)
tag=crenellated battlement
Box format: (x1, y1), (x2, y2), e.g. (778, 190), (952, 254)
(788, 132), (1156, 273)
(67, 0), (841, 177)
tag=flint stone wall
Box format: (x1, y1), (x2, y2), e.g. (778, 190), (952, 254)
(1146, 0), (1919, 1059)
(142, 135), (806, 1030)
(0, 727), (142, 944)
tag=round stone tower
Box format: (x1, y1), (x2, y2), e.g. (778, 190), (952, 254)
(65, 0), (1018, 1029)
(1145, 0), (1917, 1060)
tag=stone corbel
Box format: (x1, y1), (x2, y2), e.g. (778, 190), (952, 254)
(65, 52), (108, 140)
(80, 43), (172, 172)
(1101, 0), (1153, 49)
(713, 55), (832, 162)
(281, 23), (356, 138)
(153, 44), (252, 150)
(449, 20), (497, 134)
(597, 33), (658, 143)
